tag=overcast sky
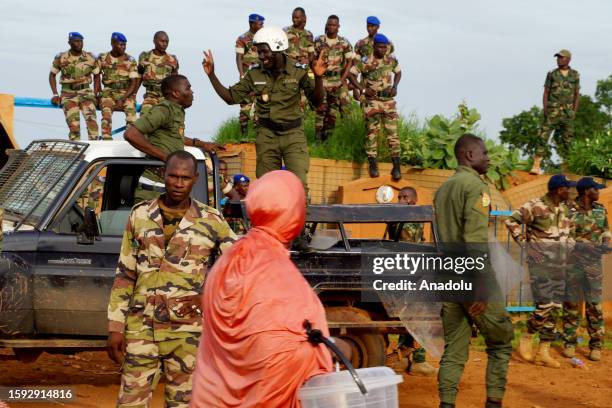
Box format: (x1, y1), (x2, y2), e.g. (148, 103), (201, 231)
(2, 0), (611, 148)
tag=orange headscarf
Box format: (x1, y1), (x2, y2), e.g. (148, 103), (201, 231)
(191, 171), (332, 408)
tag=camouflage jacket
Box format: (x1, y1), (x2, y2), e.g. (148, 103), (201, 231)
(138, 50), (179, 94)
(389, 222), (424, 243)
(235, 30), (259, 72)
(107, 198), (236, 341)
(354, 36), (395, 59)
(569, 199), (610, 244)
(544, 68), (580, 107)
(314, 35), (353, 88)
(505, 193), (575, 244)
(283, 26), (315, 65)
(50, 50), (99, 87)
(97, 52), (140, 88)
(350, 53), (401, 100)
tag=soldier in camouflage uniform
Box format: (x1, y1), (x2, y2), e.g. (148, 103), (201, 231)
(388, 187), (437, 377)
(354, 16), (395, 60)
(284, 7), (315, 66)
(107, 150), (236, 408)
(563, 177), (610, 362)
(313, 15), (353, 143)
(505, 174), (576, 368)
(349, 34), (402, 181)
(137, 31), (179, 116)
(530, 49), (580, 174)
(235, 14), (264, 139)
(94, 32), (140, 140)
(49, 32), (99, 140)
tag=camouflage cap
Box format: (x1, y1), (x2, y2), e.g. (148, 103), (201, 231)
(554, 49), (571, 58)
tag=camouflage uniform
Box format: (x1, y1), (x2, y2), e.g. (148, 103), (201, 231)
(314, 35), (353, 136)
(353, 36), (395, 59)
(505, 193), (576, 341)
(538, 68), (580, 160)
(108, 197), (236, 408)
(563, 199), (610, 350)
(235, 30), (260, 131)
(350, 53), (401, 158)
(138, 50), (179, 115)
(284, 26), (315, 66)
(97, 52), (140, 139)
(50, 50), (99, 140)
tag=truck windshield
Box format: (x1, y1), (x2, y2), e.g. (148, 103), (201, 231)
(0, 140), (88, 229)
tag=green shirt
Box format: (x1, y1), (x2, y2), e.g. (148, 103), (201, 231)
(544, 68), (580, 106)
(433, 166), (491, 243)
(133, 99), (185, 183)
(228, 56), (315, 123)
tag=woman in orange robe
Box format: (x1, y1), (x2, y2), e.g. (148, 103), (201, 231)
(191, 170), (332, 408)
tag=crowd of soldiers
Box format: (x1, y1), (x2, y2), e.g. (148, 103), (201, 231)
(39, 7), (606, 408)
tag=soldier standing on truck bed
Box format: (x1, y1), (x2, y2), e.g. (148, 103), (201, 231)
(434, 134), (513, 408)
(137, 31), (179, 116)
(530, 49), (580, 174)
(313, 14), (353, 143)
(107, 150), (236, 408)
(124, 74), (222, 203)
(235, 13), (265, 139)
(49, 32), (99, 141)
(94, 32), (140, 140)
(348, 33), (402, 181)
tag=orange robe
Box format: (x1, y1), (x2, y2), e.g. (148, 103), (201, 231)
(191, 170), (332, 408)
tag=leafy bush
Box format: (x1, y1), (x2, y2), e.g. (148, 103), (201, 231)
(567, 131), (612, 179)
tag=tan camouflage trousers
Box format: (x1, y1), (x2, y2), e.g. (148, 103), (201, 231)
(140, 92), (163, 116)
(100, 90), (137, 140)
(117, 336), (199, 408)
(61, 89), (99, 140)
(527, 262), (565, 341)
(364, 98), (400, 158)
(537, 105), (575, 160)
(315, 85), (343, 133)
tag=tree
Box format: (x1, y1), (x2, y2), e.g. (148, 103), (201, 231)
(574, 95), (609, 139)
(595, 75), (612, 128)
(499, 106), (542, 158)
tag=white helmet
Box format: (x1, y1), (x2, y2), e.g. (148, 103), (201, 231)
(253, 26), (288, 52)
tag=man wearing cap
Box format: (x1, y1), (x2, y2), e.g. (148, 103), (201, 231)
(530, 49), (580, 174)
(49, 32), (100, 140)
(232, 174), (250, 200)
(354, 16), (395, 60)
(563, 177), (609, 362)
(349, 33), (402, 181)
(284, 7), (315, 66)
(137, 31), (179, 116)
(505, 174), (576, 368)
(235, 14), (265, 139)
(94, 32), (140, 140)
(313, 15), (354, 143)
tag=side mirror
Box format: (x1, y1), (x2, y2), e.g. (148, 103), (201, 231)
(77, 208), (100, 245)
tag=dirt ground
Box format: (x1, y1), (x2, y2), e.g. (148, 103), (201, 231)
(1, 347), (611, 408)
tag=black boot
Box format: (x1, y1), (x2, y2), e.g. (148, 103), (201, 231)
(440, 404), (455, 408)
(240, 123), (248, 141)
(485, 398), (502, 408)
(391, 156), (401, 181)
(368, 156), (379, 178)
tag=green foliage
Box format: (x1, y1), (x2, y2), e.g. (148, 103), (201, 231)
(499, 106), (542, 158)
(574, 94), (610, 139)
(595, 75), (612, 120)
(567, 131), (612, 179)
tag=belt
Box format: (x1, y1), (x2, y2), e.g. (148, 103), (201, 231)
(376, 90), (393, 98)
(143, 81), (162, 93)
(324, 71), (341, 77)
(107, 81), (131, 90)
(63, 82), (90, 91)
(138, 176), (166, 193)
(258, 117), (302, 132)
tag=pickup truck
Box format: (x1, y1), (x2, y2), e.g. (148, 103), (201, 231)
(0, 139), (439, 367)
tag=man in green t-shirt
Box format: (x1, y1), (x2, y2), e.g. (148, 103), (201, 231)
(124, 74), (221, 203)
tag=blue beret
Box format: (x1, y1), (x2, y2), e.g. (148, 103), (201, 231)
(233, 174), (250, 184)
(373, 33), (390, 45)
(366, 16), (380, 26)
(576, 177), (605, 191)
(249, 13), (265, 22)
(548, 174), (576, 191)
(111, 32), (127, 42)
(68, 32), (84, 40)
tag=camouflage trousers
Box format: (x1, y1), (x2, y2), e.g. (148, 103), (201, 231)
(117, 335), (200, 408)
(563, 261), (604, 349)
(239, 95), (256, 128)
(397, 333), (426, 364)
(537, 105), (575, 159)
(100, 90), (137, 140)
(60, 89), (99, 140)
(315, 85), (343, 133)
(363, 98), (400, 158)
(527, 262), (566, 341)
(141, 92), (163, 116)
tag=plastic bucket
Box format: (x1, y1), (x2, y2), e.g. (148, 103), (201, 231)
(299, 366), (403, 408)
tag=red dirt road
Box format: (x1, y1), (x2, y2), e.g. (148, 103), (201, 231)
(2, 348), (611, 408)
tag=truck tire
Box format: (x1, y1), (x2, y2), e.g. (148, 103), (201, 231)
(325, 306), (386, 368)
